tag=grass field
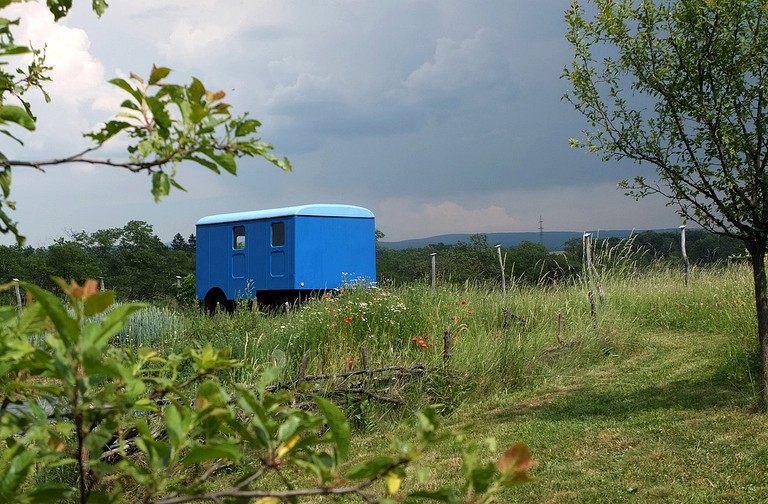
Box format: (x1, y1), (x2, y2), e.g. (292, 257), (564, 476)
(343, 265), (767, 502)
(112, 261), (767, 502)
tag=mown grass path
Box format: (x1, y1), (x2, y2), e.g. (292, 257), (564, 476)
(448, 330), (768, 503)
(349, 327), (767, 502)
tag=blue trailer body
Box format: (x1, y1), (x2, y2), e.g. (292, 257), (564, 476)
(195, 204), (375, 309)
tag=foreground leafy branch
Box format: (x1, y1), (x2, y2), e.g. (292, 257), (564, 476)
(0, 280), (534, 503)
(0, 0), (291, 246)
(0, 65), (291, 245)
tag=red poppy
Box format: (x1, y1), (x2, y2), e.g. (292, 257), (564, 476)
(461, 300), (467, 305)
(344, 317), (352, 323)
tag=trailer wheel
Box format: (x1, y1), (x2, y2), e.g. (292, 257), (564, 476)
(204, 288), (232, 315)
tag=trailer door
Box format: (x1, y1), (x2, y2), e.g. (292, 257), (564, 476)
(270, 221), (286, 277)
(230, 224), (248, 297)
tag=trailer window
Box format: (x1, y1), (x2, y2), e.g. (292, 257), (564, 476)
(233, 226), (245, 249)
(272, 222), (285, 246)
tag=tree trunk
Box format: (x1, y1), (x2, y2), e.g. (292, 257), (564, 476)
(747, 240), (768, 409)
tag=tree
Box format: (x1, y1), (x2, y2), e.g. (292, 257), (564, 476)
(170, 232), (187, 251)
(506, 240), (565, 284)
(564, 0), (768, 406)
(0, 1), (290, 246)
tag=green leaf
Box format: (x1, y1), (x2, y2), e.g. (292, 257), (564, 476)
(188, 102), (207, 124)
(201, 149), (236, 175)
(135, 436), (172, 472)
(0, 45), (31, 56)
(152, 171), (171, 202)
(235, 118), (261, 137)
(0, 105), (35, 131)
(146, 96), (171, 131)
(256, 365), (281, 397)
(91, 0), (108, 17)
(148, 65), (171, 85)
(188, 155), (220, 174)
(407, 489), (461, 503)
(0, 445), (35, 494)
(86, 120), (131, 144)
(25, 484), (75, 503)
(13, 300), (48, 336)
(189, 77), (205, 103)
(22, 283), (78, 344)
(84, 290), (114, 317)
(182, 442), (241, 465)
(46, 0), (74, 20)
(0, 303), (16, 325)
(467, 463), (496, 494)
(314, 396), (350, 462)
(346, 455), (396, 480)
(108, 78), (144, 106)
(98, 302), (148, 343)
(164, 404), (190, 450)
(0, 165), (11, 198)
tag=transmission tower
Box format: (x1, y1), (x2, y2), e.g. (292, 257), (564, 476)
(539, 215), (544, 244)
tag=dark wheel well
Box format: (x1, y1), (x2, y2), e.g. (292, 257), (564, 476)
(203, 288), (234, 315)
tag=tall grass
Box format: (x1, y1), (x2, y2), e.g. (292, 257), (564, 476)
(113, 259), (758, 405)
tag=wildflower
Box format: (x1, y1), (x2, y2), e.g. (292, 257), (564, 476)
(323, 295), (329, 300)
(329, 308), (334, 313)
(344, 357), (354, 365)
(451, 316), (457, 321)
(461, 300), (467, 305)
(68, 279), (99, 300)
(344, 317), (352, 324)
(467, 310), (473, 315)
(429, 342), (435, 348)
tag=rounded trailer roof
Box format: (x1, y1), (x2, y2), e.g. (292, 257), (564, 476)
(196, 204), (374, 226)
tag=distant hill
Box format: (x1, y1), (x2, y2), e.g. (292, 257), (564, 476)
(380, 229), (682, 252)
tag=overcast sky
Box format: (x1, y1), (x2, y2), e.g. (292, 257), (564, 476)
(0, 0), (681, 246)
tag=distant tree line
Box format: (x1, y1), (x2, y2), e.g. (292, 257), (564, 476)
(0, 225), (742, 304)
(0, 221), (195, 303)
(377, 230), (742, 286)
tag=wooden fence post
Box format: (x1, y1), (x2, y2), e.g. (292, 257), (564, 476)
(495, 244), (506, 296)
(442, 328), (452, 365)
(430, 252), (437, 293)
(12, 278), (21, 314)
(297, 350), (311, 384)
(584, 233), (598, 327)
(680, 224), (690, 288)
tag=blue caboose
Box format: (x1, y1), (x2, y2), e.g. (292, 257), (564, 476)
(195, 204), (376, 311)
